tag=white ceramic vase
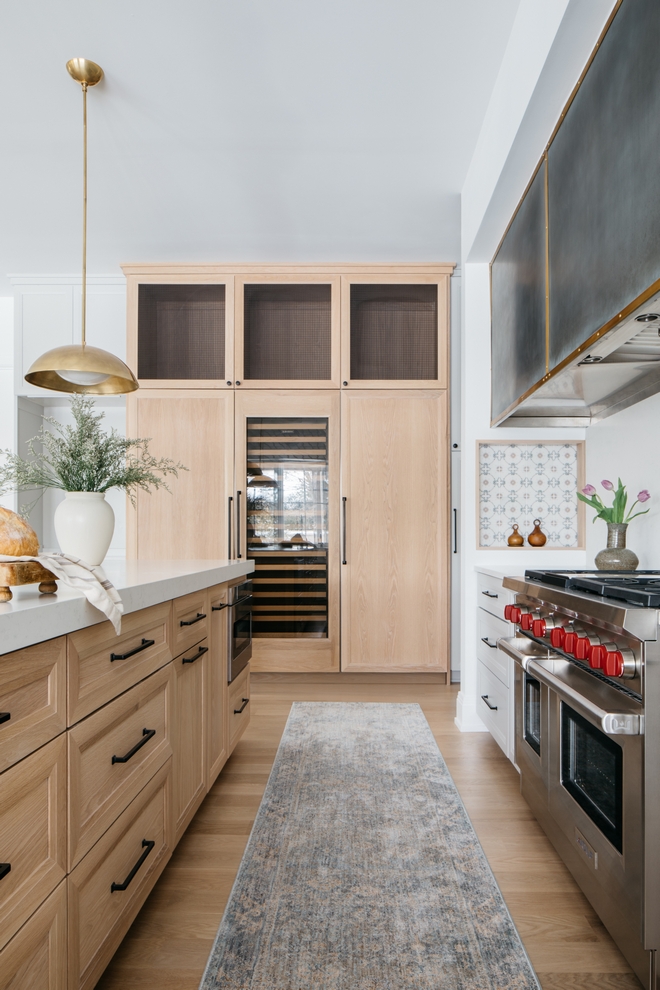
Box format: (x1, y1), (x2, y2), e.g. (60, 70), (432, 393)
(53, 491), (115, 566)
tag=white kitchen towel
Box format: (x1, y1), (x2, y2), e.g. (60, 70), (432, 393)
(0, 553), (123, 633)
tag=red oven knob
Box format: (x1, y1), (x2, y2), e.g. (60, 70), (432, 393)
(575, 637), (592, 660)
(604, 651), (625, 678)
(532, 619), (546, 638)
(520, 613), (534, 631)
(505, 605), (521, 623)
(589, 645), (606, 669)
(563, 631), (578, 654)
(550, 627), (565, 649)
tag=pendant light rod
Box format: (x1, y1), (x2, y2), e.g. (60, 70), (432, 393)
(81, 79), (88, 348)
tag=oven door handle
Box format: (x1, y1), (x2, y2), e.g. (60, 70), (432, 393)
(496, 636), (548, 670)
(525, 658), (643, 736)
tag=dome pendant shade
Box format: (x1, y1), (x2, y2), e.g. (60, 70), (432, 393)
(25, 344), (138, 394)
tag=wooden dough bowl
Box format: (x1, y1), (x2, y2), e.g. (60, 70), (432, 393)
(0, 561), (58, 603)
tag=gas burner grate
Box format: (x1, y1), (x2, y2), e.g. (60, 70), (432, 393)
(525, 569), (660, 606)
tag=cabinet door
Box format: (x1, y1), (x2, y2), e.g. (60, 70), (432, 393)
(126, 391), (234, 559)
(172, 638), (207, 841)
(234, 390), (340, 673)
(234, 275), (341, 388)
(0, 881), (67, 990)
(341, 390), (449, 672)
(207, 585), (228, 787)
(125, 274), (235, 389)
(340, 274), (449, 389)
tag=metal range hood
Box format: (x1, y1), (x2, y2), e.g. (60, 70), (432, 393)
(501, 292), (660, 427)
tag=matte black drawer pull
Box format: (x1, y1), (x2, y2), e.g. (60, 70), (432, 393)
(0, 713), (10, 725)
(182, 645), (208, 664)
(112, 728), (156, 765)
(211, 603), (228, 611)
(110, 638), (155, 662)
(0, 863), (10, 881)
(110, 839), (155, 892)
(342, 496), (347, 565)
(180, 612), (206, 627)
(481, 590), (498, 599)
(481, 694), (498, 711)
(234, 697), (249, 714)
(480, 637), (498, 649)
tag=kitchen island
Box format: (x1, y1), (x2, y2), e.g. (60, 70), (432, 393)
(0, 557), (254, 990)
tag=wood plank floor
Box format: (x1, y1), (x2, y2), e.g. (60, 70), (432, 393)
(97, 677), (642, 990)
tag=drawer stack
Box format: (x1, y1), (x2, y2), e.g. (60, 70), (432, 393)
(476, 571), (515, 762)
(0, 578), (250, 990)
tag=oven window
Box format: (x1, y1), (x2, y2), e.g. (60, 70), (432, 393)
(524, 674), (541, 756)
(232, 600), (252, 659)
(561, 703), (623, 853)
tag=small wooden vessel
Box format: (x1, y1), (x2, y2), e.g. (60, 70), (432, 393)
(0, 561), (58, 603)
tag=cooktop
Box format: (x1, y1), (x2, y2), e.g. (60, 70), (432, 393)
(525, 570), (660, 607)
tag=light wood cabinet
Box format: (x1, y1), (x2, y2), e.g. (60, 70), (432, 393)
(0, 880), (67, 990)
(126, 391), (235, 560)
(227, 664), (250, 752)
(0, 735), (67, 951)
(172, 590), (209, 656)
(207, 587), (228, 788)
(172, 637), (207, 842)
(0, 638), (66, 774)
(340, 390), (449, 672)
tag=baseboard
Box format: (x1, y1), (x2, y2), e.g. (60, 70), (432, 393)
(454, 689), (489, 732)
(251, 672), (449, 685)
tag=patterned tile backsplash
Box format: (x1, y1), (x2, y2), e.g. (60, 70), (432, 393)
(478, 442), (584, 548)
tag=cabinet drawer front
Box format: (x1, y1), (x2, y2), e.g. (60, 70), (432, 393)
(0, 735), (67, 951)
(0, 880), (67, 990)
(173, 591), (209, 656)
(0, 638), (67, 774)
(68, 761), (172, 990)
(477, 660), (510, 757)
(477, 609), (510, 685)
(228, 665), (250, 753)
(173, 638), (207, 841)
(68, 665), (173, 869)
(477, 572), (513, 621)
(207, 589), (228, 788)
(68, 602), (172, 724)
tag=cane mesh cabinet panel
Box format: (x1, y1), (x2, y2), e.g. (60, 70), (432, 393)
(244, 285), (332, 381)
(138, 284), (226, 381)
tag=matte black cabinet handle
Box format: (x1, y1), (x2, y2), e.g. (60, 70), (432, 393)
(453, 507), (458, 554)
(342, 496), (347, 565)
(212, 603), (228, 611)
(180, 613), (206, 627)
(228, 495), (233, 559)
(481, 695), (498, 711)
(112, 728), (156, 765)
(236, 491), (242, 559)
(182, 645), (208, 664)
(481, 637), (498, 649)
(110, 638), (155, 662)
(481, 590), (498, 599)
(0, 864), (10, 881)
(110, 839), (155, 892)
(0, 713), (10, 725)
(234, 698), (249, 714)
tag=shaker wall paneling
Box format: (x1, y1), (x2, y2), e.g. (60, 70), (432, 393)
(340, 390), (449, 672)
(126, 391), (235, 560)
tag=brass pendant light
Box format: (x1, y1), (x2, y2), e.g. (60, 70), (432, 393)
(24, 58), (138, 394)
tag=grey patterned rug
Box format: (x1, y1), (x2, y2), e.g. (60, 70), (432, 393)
(200, 702), (540, 990)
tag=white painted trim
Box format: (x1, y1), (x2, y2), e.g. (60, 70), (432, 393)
(9, 275), (125, 286)
(454, 690), (489, 733)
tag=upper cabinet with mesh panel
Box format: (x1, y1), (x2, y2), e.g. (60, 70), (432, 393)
(340, 274), (450, 389)
(234, 276), (341, 388)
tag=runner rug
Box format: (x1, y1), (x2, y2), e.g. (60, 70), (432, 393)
(200, 702), (540, 990)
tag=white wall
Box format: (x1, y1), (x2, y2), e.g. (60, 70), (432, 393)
(0, 298), (15, 511)
(584, 394), (660, 568)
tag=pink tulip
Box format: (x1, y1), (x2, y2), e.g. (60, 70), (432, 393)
(601, 480), (614, 491)
(581, 485), (597, 496)
(638, 490), (651, 502)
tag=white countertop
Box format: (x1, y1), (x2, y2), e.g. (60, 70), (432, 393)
(0, 559), (254, 654)
(475, 566), (526, 580)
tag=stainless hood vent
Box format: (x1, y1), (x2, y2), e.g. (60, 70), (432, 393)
(500, 292), (660, 427)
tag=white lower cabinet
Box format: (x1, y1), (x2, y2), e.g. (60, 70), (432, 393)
(475, 570), (517, 763)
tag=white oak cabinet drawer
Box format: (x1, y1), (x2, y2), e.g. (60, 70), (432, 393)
(0, 880), (67, 990)
(172, 591), (209, 656)
(0, 637), (67, 773)
(477, 572), (513, 621)
(173, 638), (208, 842)
(477, 608), (510, 686)
(207, 586), (229, 789)
(228, 664), (250, 753)
(67, 602), (172, 725)
(477, 660), (509, 758)
(68, 664), (173, 869)
(0, 735), (67, 951)
(67, 760), (172, 990)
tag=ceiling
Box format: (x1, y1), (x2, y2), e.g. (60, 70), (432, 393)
(0, 0), (521, 293)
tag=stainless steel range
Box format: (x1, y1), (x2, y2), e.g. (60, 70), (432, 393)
(499, 570), (660, 990)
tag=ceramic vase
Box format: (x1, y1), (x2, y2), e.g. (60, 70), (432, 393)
(53, 491), (115, 566)
(594, 522), (639, 571)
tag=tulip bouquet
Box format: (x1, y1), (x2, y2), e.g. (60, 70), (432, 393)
(578, 478), (651, 524)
